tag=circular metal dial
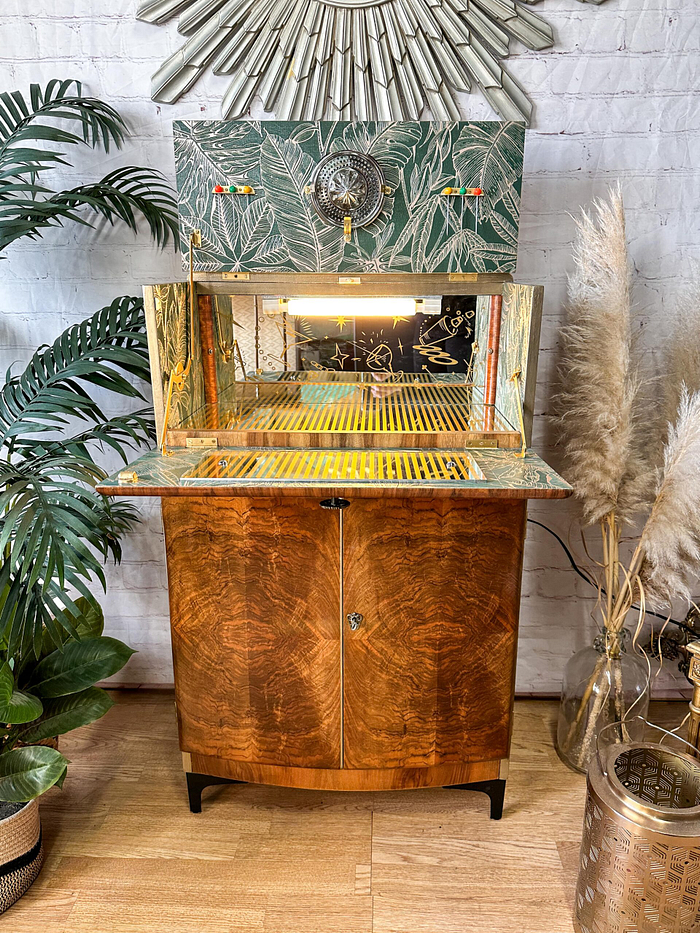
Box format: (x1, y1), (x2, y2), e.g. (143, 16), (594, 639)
(310, 150), (385, 229)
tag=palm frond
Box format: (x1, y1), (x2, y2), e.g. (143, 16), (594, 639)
(0, 166), (179, 250)
(0, 79), (178, 253)
(0, 298), (155, 658)
(0, 296), (150, 448)
(0, 80), (165, 677)
(0, 79), (126, 150)
(16, 411), (157, 466)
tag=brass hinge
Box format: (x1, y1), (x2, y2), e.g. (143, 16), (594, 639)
(449, 273), (478, 282)
(185, 437), (219, 448)
(222, 272), (250, 281)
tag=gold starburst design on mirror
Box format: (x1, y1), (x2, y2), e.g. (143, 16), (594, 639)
(138, 0), (605, 125)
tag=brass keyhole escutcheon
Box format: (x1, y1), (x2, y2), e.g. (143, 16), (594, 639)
(347, 612), (363, 631)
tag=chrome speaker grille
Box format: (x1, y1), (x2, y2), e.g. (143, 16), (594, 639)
(310, 151), (385, 228)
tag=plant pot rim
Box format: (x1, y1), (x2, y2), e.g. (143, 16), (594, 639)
(0, 799), (36, 827)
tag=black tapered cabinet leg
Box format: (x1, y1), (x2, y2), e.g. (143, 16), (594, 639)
(444, 778), (506, 820)
(186, 772), (246, 813)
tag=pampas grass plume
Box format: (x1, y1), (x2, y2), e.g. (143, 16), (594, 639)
(640, 386), (700, 607)
(557, 185), (647, 526)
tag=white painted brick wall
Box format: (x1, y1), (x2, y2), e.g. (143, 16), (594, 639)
(1, 0), (698, 695)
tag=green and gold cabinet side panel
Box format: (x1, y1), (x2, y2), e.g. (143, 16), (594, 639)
(143, 283), (206, 440)
(473, 284), (543, 443)
(173, 120), (525, 275)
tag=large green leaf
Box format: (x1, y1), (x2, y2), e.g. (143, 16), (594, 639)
(29, 636), (135, 698)
(260, 134), (345, 273)
(0, 745), (69, 801)
(17, 686), (113, 744)
(0, 296), (152, 657)
(452, 122), (525, 225)
(72, 598), (104, 639)
(0, 689), (43, 724)
(0, 661), (13, 706)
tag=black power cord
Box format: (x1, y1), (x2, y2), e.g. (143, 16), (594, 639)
(526, 518), (695, 633)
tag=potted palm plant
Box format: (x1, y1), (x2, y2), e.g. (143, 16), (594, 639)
(0, 77), (178, 910)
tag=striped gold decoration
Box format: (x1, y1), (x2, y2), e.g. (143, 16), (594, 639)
(178, 376), (516, 439)
(181, 448), (484, 486)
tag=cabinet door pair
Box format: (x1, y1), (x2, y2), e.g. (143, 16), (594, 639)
(164, 496), (525, 772)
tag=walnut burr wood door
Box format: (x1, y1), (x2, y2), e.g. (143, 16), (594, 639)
(342, 497), (526, 770)
(162, 497), (341, 769)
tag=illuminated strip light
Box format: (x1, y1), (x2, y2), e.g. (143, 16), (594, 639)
(265, 297), (441, 317)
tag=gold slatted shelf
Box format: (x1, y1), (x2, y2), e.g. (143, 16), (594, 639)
(180, 448), (485, 486)
(170, 374), (520, 449)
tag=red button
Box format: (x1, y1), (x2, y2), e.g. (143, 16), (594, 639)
(214, 185), (224, 193)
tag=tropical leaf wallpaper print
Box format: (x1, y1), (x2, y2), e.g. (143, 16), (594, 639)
(173, 120), (525, 274)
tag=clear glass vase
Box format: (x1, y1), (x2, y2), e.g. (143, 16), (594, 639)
(556, 628), (649, 773)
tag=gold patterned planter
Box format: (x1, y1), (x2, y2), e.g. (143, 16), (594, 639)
(0, 800), (43, 914)
(575, 741), (700, 933)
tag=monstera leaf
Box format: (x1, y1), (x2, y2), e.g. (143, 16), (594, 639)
(333, 122), (423, 190)
(260, 134), (345, 273)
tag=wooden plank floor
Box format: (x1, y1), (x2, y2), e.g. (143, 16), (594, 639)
(0, 692), (686, 933)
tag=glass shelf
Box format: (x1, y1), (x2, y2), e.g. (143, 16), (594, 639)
(170, 372), (519, 447)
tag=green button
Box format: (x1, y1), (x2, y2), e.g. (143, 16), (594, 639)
(459, 186), (467, 195)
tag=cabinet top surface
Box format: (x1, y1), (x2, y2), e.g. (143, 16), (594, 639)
(98, 447), (572, 500)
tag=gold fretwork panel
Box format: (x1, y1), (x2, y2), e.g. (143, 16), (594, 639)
(576, 781), (700, 932)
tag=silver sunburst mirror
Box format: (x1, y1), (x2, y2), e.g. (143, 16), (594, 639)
(137, 0), (606, 125)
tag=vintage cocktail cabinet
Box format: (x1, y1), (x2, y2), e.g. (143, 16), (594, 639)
(99, 121), (571, 819)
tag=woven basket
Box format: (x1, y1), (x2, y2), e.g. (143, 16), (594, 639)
(0, 800), (43, 914)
